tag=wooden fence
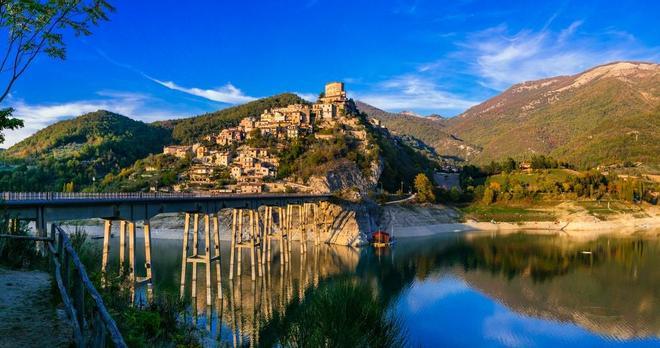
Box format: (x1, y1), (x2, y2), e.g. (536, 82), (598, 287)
(0, 225), (126, 347)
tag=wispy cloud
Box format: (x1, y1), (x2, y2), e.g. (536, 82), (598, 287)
(146, 76), (256, 104)
(355, 75), (478, 114)
(294, 92), (317, 102)
(2, 92), (178, 147)
(454, 21), (658, 90)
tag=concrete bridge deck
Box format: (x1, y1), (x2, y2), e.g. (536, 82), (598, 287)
(1, 192), (332, 236)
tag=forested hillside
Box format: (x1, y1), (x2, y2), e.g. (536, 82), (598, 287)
(0, 111), (172, 191)
(159, 93), (307, 144)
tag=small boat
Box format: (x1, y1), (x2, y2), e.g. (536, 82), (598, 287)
(370, 230), (393, 248)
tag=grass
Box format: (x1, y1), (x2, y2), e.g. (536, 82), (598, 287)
(259, 278), (406, 347)
(487, 169), (578, 187)
(460, 203), (556, 222)
(575, 200), (646, 220)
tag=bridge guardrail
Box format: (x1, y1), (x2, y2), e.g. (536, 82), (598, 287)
(1, 191), (330, 201)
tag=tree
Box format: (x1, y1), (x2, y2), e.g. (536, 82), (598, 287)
(414, 173), (435, 203)
(0, 0), (114, 143)
(482, 187), (496, 205)
(503, 157), (517, 173)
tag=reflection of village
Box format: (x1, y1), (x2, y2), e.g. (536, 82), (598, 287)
(162, 82), (365, 193)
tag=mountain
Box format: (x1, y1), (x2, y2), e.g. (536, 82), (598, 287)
(158, 93), (307, 144)
(445, 61), (660, 169)
(355, 101), (481, 162)
(4, 110), (171, 161)
(0, 110), (172, 191)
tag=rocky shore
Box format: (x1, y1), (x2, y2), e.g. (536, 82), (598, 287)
(57, 201), (660, 246)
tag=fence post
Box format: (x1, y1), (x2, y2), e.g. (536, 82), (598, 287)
(73, 271), (86, 332)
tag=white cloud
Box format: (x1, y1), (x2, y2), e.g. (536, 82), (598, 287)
(355, 75), (478, 114)
(1, 92), (176, 147)
(147, 76), (256, 104)
(405, 275), (469, 312)
(294, 92), (317, 102)
(457, 21), (658, 90)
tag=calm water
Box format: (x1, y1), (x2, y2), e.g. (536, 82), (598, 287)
(97, 231), (660, 347)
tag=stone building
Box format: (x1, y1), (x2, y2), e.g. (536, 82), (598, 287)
(163, 145), (192, 158)
(319, 82), (347, 104)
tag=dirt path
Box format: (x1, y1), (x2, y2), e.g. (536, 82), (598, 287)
(0, 267), (72, 347)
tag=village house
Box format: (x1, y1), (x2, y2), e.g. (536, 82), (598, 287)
(188, 165), (215, 183)
(192, 144), (207, 159)
(230, 165), (243, 179)
(214, 151), (232, 167)
(163, 145), (192, 158)
(237, 182), (263, 194)
(312, 103), (336, 120)
(216, 128), (244, 146)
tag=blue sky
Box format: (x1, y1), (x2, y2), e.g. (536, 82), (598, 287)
(2, 0), (659, 146)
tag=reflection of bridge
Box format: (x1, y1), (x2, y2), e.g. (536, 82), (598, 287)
(1, 191), (333, 308)
(183, 243), (360, 346)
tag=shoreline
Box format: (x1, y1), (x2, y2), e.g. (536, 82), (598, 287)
(390, 216), (660, 239)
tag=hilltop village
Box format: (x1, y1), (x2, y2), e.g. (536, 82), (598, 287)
(160, 82), (375, 193)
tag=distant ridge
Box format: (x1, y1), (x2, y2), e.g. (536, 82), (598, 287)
(355, 100), (481, 161)
(444, 61), (660, 168)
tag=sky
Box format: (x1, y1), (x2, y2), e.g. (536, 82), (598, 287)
(1, 0), (659, 147)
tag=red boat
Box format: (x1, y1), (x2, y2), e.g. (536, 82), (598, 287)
(370, 230), (392, 247)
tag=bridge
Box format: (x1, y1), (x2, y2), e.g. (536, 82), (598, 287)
(1, 191), (334, 309)
(1, 191), (331, 225)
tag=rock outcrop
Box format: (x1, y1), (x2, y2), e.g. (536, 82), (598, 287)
(308, 158), (381, 199)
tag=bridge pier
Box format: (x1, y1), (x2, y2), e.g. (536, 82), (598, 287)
(180, 212), (222, 306)
(229, 208), (261, 281)
(99, 218), (153, 302)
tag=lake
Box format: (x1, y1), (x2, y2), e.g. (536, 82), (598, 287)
(95, 230), (660, 347)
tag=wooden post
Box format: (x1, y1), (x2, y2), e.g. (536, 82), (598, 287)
(180, 213), (190, 298)
(101, 219), (112, 286)
(119, 220), (126, 273)
(144, 219), (153, 301)
(191, 213), (199, 299)
(249, 210), (256, 281)
(229, 209), (236, 280)
(73, 271), (85, 328)
(213, 213), (222, 298)
(204, 214), (212, 306)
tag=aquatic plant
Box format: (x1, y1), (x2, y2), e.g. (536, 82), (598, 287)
(259, 278), (406, 347)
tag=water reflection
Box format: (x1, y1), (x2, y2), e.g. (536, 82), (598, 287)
(97, 231), (660, 346)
